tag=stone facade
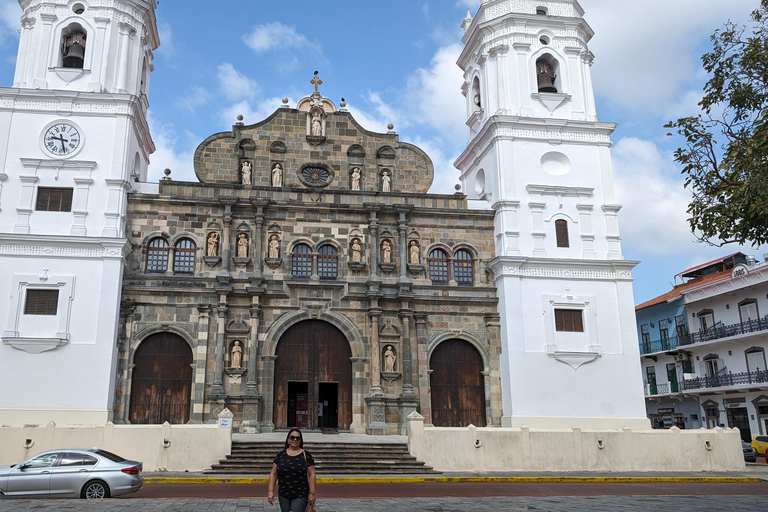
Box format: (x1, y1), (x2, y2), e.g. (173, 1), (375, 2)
(113, 92), (502, 434)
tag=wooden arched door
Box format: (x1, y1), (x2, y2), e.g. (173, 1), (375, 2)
(430, 339), (487, 427)
(129, 333), (192, 424)
(274, 320), (352, 430)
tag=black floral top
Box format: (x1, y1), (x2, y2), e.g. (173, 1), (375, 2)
(273, 449), (314, 499)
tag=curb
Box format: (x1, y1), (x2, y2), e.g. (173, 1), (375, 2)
(144, 476), (763, 485)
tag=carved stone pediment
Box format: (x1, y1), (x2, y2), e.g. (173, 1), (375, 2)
(226, 319), (250, 334)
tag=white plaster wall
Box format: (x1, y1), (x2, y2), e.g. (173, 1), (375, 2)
(0, 422), (231, 472)
(408, 418), (744, 472)
(0, 249), (125, 422)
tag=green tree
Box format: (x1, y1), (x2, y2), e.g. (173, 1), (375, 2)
(665, 0), (768, 246)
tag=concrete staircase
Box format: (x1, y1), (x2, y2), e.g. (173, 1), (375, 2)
(206, 440), (438, 475)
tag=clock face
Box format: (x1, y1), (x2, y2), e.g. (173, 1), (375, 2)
(43, 123), (81, 157)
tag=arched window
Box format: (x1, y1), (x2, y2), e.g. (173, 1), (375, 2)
(146, 238), (169, 273)
(471, 76), (482, 112)
(536, 55), (559, 93)
(555, 219), (569, 248)
(292, 244), (312, 278)
(173, 239), (196, 274)
(746, 348), (766, 374)
(317, 245), (338, 279)
(454, 249), (474, 285)
(428, 248), (449, 284)
(60, 24), (87, 69)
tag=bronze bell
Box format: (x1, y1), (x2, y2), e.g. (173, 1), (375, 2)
(536, 61), (557, 93)
(63, 32), (86, 68)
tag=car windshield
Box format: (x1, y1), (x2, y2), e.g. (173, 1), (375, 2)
(93, 449), (125, 462)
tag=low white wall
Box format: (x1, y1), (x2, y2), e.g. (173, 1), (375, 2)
(407, 414), (745, 472)
(0, 421), (231, 472)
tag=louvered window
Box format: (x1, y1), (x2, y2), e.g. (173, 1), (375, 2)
(555, 309), (584, 332)
(24, 289), (59, 315)
(36, 188), (73, 212)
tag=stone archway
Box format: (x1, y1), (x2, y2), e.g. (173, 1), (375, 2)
(129, 332), (193, 424)
(273, 320), (353, 430)
(430, 338), (487, 427)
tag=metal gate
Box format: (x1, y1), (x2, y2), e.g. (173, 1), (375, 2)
(430, 339), (487, 427)
(129, 333), (192, 424)
(273, 320), (352, 430)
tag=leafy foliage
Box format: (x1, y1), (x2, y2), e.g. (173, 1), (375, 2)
(665, 0), (768, 246)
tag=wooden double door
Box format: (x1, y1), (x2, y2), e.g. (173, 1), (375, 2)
(430, 339), (487, 427)
(273, 320), (353, 430)
(129, 333), (192, 424)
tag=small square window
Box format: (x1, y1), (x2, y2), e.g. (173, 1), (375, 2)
(36, 188), (73, 212)
(555, 308), (583, 332)
(24, 289), (59, 315)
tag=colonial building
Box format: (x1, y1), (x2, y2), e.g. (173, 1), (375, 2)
(113, 89), (503, 433)
(637, 253), (768, 441)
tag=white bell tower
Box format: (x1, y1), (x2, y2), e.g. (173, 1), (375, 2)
(455, 0), (650, 428)
(0, 0), (158, 425)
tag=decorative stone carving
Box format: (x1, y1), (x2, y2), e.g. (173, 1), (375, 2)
(236, 233), (248, 258)
(231, 340), (242, 368)
(207, 231), (220, 257)
(351, 238), (362, 263)
(241, 161), (252, 185)
(381, 171), (391, 192)
(272, 163), (283, 187)
(351, 167), (361, 190)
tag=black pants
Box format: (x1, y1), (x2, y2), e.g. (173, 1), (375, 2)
(278, 495), (308, 512)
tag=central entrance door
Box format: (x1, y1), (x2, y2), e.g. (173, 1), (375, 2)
(430, 339), (487, 427)
(273, 320), (352, 430)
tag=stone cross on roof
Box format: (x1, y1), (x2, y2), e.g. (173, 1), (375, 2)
(311, 71), (323, 93)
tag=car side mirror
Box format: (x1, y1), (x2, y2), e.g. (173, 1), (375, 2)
(17, 463), (28, 470)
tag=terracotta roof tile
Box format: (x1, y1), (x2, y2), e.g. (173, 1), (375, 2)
(635, 270), (731, 311)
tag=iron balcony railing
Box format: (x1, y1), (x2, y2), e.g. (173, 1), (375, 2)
(639, 335), (680, 355)
(679, 318), (768, 346)
(683, 369), (768, 391)
(644, 382), (670, 396)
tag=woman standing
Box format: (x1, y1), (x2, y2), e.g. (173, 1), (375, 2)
(267, 428), (316, 512)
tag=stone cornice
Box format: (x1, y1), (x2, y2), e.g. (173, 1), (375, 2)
(489, 256), (638, 281)
(0, 234), (131, 259)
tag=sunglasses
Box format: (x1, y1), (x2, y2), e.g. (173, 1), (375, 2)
(289, 436), (301, 441)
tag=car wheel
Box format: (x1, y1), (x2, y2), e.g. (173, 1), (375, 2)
(81, 480), (110, 499)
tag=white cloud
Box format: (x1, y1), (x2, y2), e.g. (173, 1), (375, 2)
(243, 22), (316, 53)
(175, 86), (210, 114)
(219, 97), (294, 129)
(146, 111), (196, 183)
(217, 63), (259, 102)
(155, 22), (176, 62)
(586, 0), (751, 115)
(454, 0), (478, 10)
(410, 136), (462, 194)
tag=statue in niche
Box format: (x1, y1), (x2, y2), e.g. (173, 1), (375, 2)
(241, 161), (252, 185)
(351, 167), (361, 190)
(231, 340), (242, 368)
(381, 171), (391, 192)
(384, 345), (396, 372)
(237, 233), (248, 257)
(311, 112), (322, 136)
(409, 241), (420, 264)
(351, 239), (362, 262)
(207, 232), (220, 257)
(382, 240), (392, 263)
(268, 235), (281, 259)
(272, 163), (283, 187)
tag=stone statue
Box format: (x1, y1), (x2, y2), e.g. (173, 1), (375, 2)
(384, 345), (396, 372)
(351, 239), (362, 262)
(207, 232), (220, 257)
(382, 240), (391, 263)
(241, 161), (252, 185)
(231, 340), (242, 368)
(409, 241), (420, 264)
(272, 163), (283, 187)
(351, 167), (361, 191)
(311, 112), (322, 136)
(237, 233), (248, 258)
(381, 171), (391, 192)
(268, 235), (280, 259)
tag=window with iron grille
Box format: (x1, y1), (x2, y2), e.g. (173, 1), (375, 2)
(428, 248), (449, 284)
(659, 319), (669, 347)
(35, 187), (73, 212)
(24, 289), (59, 315)
(555, 309), (584, 332)
(292, 244), (312, 278)
(675, 314), (688, 339)
(454, 249), (473, 285)
(555, 219), (569, 248)
(173, 239), (196, 274)
(146, 238), (169, 273)
(641, 323), (650, 348)
(317, 245), (338, 279)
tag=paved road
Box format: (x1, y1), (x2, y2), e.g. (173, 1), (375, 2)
(0, 496), (766, 511)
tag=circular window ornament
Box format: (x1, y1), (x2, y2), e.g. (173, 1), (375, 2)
(732, 264), (749, 278)
(299, 165), (333, 188)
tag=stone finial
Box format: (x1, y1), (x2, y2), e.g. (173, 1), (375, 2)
(162, 168), (172, 181)
(281, 97), (289, 108)
(455, 184), (462, 193)
(340, 97), (347, 110)
(387, 123), (395, 134)
(237, 114), (244, 122)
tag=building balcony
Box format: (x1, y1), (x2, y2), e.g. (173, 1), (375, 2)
(639, 335), (679, 356)
(645, 370), (768, 398)
(680, 318), (768, 346)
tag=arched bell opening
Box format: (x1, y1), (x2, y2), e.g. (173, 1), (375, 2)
(535, 54), (559, 93)
(60, 23), (87, 69)
(471, 76), (482, 112)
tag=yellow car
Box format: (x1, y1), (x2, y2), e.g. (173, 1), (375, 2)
(751, 435), (768, 456)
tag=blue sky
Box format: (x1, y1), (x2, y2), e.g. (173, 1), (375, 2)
(0, 0), (761, 305)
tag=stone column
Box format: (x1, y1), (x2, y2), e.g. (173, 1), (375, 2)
(366, 205), (381, 278)
(219, 198), (236, 275)
(115, 23), (135, 93)
(210, 303), (227, 396)
(245, 302), (261, 394)
(369, 312), (383, 396)
(191, 305), (211, 423)
(396, 207), (411, 283)
(251, 199), (268, 277)
(260, 355), (277, 432)
(399, 310), (415, 397)
(415, 313), (431, 424)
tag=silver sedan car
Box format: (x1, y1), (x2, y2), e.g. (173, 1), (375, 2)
(0, 448), (143, 499)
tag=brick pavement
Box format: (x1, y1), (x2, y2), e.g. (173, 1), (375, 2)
(0, 497), (765, 511)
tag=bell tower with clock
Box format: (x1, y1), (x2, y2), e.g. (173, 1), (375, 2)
(0, 0), (159, 425)
(455, 0), (650, 429)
